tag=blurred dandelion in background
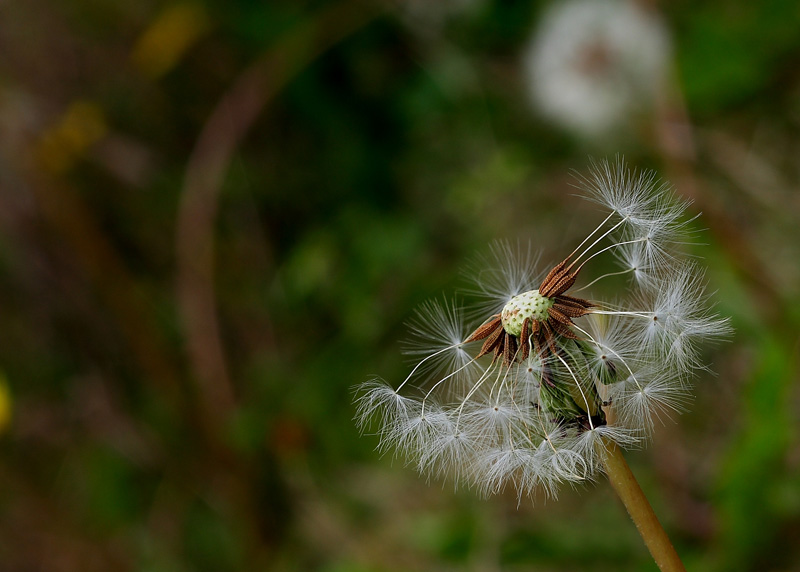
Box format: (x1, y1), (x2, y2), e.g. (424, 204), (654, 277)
(357, 159), (730, 569)
(523, 0), (671, 139)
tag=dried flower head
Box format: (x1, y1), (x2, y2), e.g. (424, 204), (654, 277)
(356, 159), (730, 499)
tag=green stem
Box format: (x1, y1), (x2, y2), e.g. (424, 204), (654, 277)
(600, 440), (687, 572)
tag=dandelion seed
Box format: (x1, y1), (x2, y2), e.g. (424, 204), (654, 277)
(356, 159), (730, 503)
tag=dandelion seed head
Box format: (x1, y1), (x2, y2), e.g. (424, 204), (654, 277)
(355, 159), (730, 499)
(501, 290), (554, 335)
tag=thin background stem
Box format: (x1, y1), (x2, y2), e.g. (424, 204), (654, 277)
(177, 0), (377, 435)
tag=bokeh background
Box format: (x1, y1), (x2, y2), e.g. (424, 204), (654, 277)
(1, 0), (799, 570)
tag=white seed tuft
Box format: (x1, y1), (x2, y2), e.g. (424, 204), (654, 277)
(355, 160), (730, 500)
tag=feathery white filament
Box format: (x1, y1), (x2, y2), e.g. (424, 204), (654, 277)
(355, 159), (729, 500)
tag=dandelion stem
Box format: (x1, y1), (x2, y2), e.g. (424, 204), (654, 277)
(572, 267), (634, 292)
(569, 216), (626, 269)
(600, 440), (686, 572)
(575, 237), (647, 273)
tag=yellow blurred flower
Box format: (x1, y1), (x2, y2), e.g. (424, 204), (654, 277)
(130, 3), (210, 79)
(0, 374), (12, 435)
(36, 100), (107, 173)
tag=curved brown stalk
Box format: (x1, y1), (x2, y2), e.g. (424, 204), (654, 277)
(176, 0), (378, 434)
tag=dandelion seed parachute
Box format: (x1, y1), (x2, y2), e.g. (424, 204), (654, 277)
(401, 298), (478, 386)
(461, 240), (544, 320)
(356, 159), (730, 500)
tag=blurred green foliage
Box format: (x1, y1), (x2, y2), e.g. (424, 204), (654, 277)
(1, 0), (799, 570)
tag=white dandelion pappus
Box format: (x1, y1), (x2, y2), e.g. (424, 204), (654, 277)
(356, 159), (731, 500)
(523, 0), (671, 138)
(401, 298), (478, 385)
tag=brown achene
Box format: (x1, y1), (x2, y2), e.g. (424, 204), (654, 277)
(464, 257), (594, 368)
